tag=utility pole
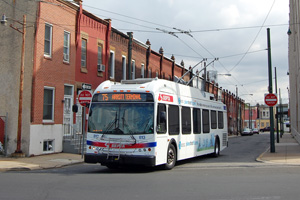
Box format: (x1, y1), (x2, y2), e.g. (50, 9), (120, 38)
(236, 86), (239, 135)
(267, 28), (275, 153)
(275, 67), (279, 143)
(127, 32), (133, 80)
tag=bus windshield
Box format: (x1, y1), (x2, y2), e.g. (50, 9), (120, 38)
(88, 103), (154, 135)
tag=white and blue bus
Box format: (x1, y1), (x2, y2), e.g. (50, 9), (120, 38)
(85, 78), (228, 169)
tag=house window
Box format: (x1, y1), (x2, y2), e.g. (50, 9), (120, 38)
(81, 39), (87, 68)
(122, 56), (126, 80)
(44, 23), (52, 57)
(132, 60), (135, 79)
(43, 87), (55, 122)
(141, 63), (145, 78)
(63, 31), (70, 62)
(109, 51), (115, 79)
(97, 45), (102, 66)
(43, 140), (54, 152)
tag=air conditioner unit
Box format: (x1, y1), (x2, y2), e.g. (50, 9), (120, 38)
(63, 53), (69, 61)
(97, 64), (105, 72)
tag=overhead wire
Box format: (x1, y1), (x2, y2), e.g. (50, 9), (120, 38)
(228, 0), (276, 72)
(4, 0), (281, 100)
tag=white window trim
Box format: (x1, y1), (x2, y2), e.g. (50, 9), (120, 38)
(43, 86), (55, 123)
(131, 60), (136, 79)
(44, 23), (53, 58)
(63, 31), (70, 63)
(141, 63), (145, 78)
(81, 39), (87, 68)
(97, 45), (102, 65)
(110, 50), (115, 79)
(122, 55), (126, 80)
(43, 140), (54, 153)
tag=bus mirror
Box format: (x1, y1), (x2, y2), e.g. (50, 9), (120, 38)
(160, 111), (166, 123)
(72, 104), (78, 113)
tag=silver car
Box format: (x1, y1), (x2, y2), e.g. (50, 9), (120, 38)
(241, 128), (253, 136)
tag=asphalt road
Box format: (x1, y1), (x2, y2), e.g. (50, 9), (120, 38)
(1, 133), (300, 200)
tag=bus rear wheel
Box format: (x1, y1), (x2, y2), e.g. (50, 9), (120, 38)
(164, 144), (176, 170)
(212, 138), (220, 157)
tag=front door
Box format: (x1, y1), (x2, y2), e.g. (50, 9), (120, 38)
(64, 85), (73, 135)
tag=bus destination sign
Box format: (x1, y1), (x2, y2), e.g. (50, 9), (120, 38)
(94, 93), (153, 102)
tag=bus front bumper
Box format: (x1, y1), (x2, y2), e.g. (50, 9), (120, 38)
(84, 153), (156, 167)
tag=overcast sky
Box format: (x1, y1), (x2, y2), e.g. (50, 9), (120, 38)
(82, 0), (290, 105)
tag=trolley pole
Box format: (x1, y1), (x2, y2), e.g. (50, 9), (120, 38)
(267, 28), (275, 153)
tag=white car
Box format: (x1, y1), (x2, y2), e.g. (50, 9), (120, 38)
(241, 128), (253, 136)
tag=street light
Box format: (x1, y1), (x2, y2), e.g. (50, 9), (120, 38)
(218, 73), (231, 76)
(239, 94), (253, 97)
(1, 14), (8, 25)
(1, 14), (26, 156)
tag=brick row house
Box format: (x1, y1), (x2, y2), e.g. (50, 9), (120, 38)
(1, 0), (244, 156)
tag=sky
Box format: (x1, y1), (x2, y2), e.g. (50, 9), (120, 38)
(82, 0), (290, 106)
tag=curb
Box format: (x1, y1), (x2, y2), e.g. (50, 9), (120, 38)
(256, 147), (270, 163)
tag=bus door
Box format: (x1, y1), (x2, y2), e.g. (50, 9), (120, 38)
(156, 103), (168, 165)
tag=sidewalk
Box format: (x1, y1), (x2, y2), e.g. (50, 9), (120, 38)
(0, 153), (84, 171)
(257, 132), (300, 165)
(0, 133), (300, 171)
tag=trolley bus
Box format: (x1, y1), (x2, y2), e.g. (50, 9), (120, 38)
(85, 78), (228, 169)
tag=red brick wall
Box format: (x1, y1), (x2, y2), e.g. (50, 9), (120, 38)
(132, 41), (147, 79)
(0, 118), (4, 144)
(161, 57), (173, 80)
(109, 30), (128, 81)
(76, 14), (109, 90)
(149, 51), (161, 78)
(31, 1), (77, 124)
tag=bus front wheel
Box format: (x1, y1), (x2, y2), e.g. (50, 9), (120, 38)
(165, 144), (176, 170)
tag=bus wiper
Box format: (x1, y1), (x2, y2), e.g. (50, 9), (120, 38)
(143, 117), (153, 133)
(103, 112), (118, 133)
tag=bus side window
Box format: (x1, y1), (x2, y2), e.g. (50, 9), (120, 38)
(193, 108), (201, 134)
(203, 109), (210, 133)
(157, 104), (166, 133)
(168, 105), (179, 135)
(182, 107), (191, 134)
(211, 110), (217, 129)
(218, 111), (224, 129)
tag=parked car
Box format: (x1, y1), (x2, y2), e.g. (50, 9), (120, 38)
(241, 128), (253, 136)
(259, 127), (271, 132)
(252, 128), (259, 134)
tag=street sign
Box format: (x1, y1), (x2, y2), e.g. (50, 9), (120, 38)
(82, 83), (92, 90)
(264, 93), (278, 107)
(78, 90), (92, 106)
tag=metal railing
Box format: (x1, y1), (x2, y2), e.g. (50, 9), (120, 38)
(63, 123), (85, 154)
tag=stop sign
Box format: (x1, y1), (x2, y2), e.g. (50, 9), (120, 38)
(78, 90), (92, 106)
(264, 93), (278, 107)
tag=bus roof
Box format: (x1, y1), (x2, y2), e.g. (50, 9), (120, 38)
(94, 78), (223, 103)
